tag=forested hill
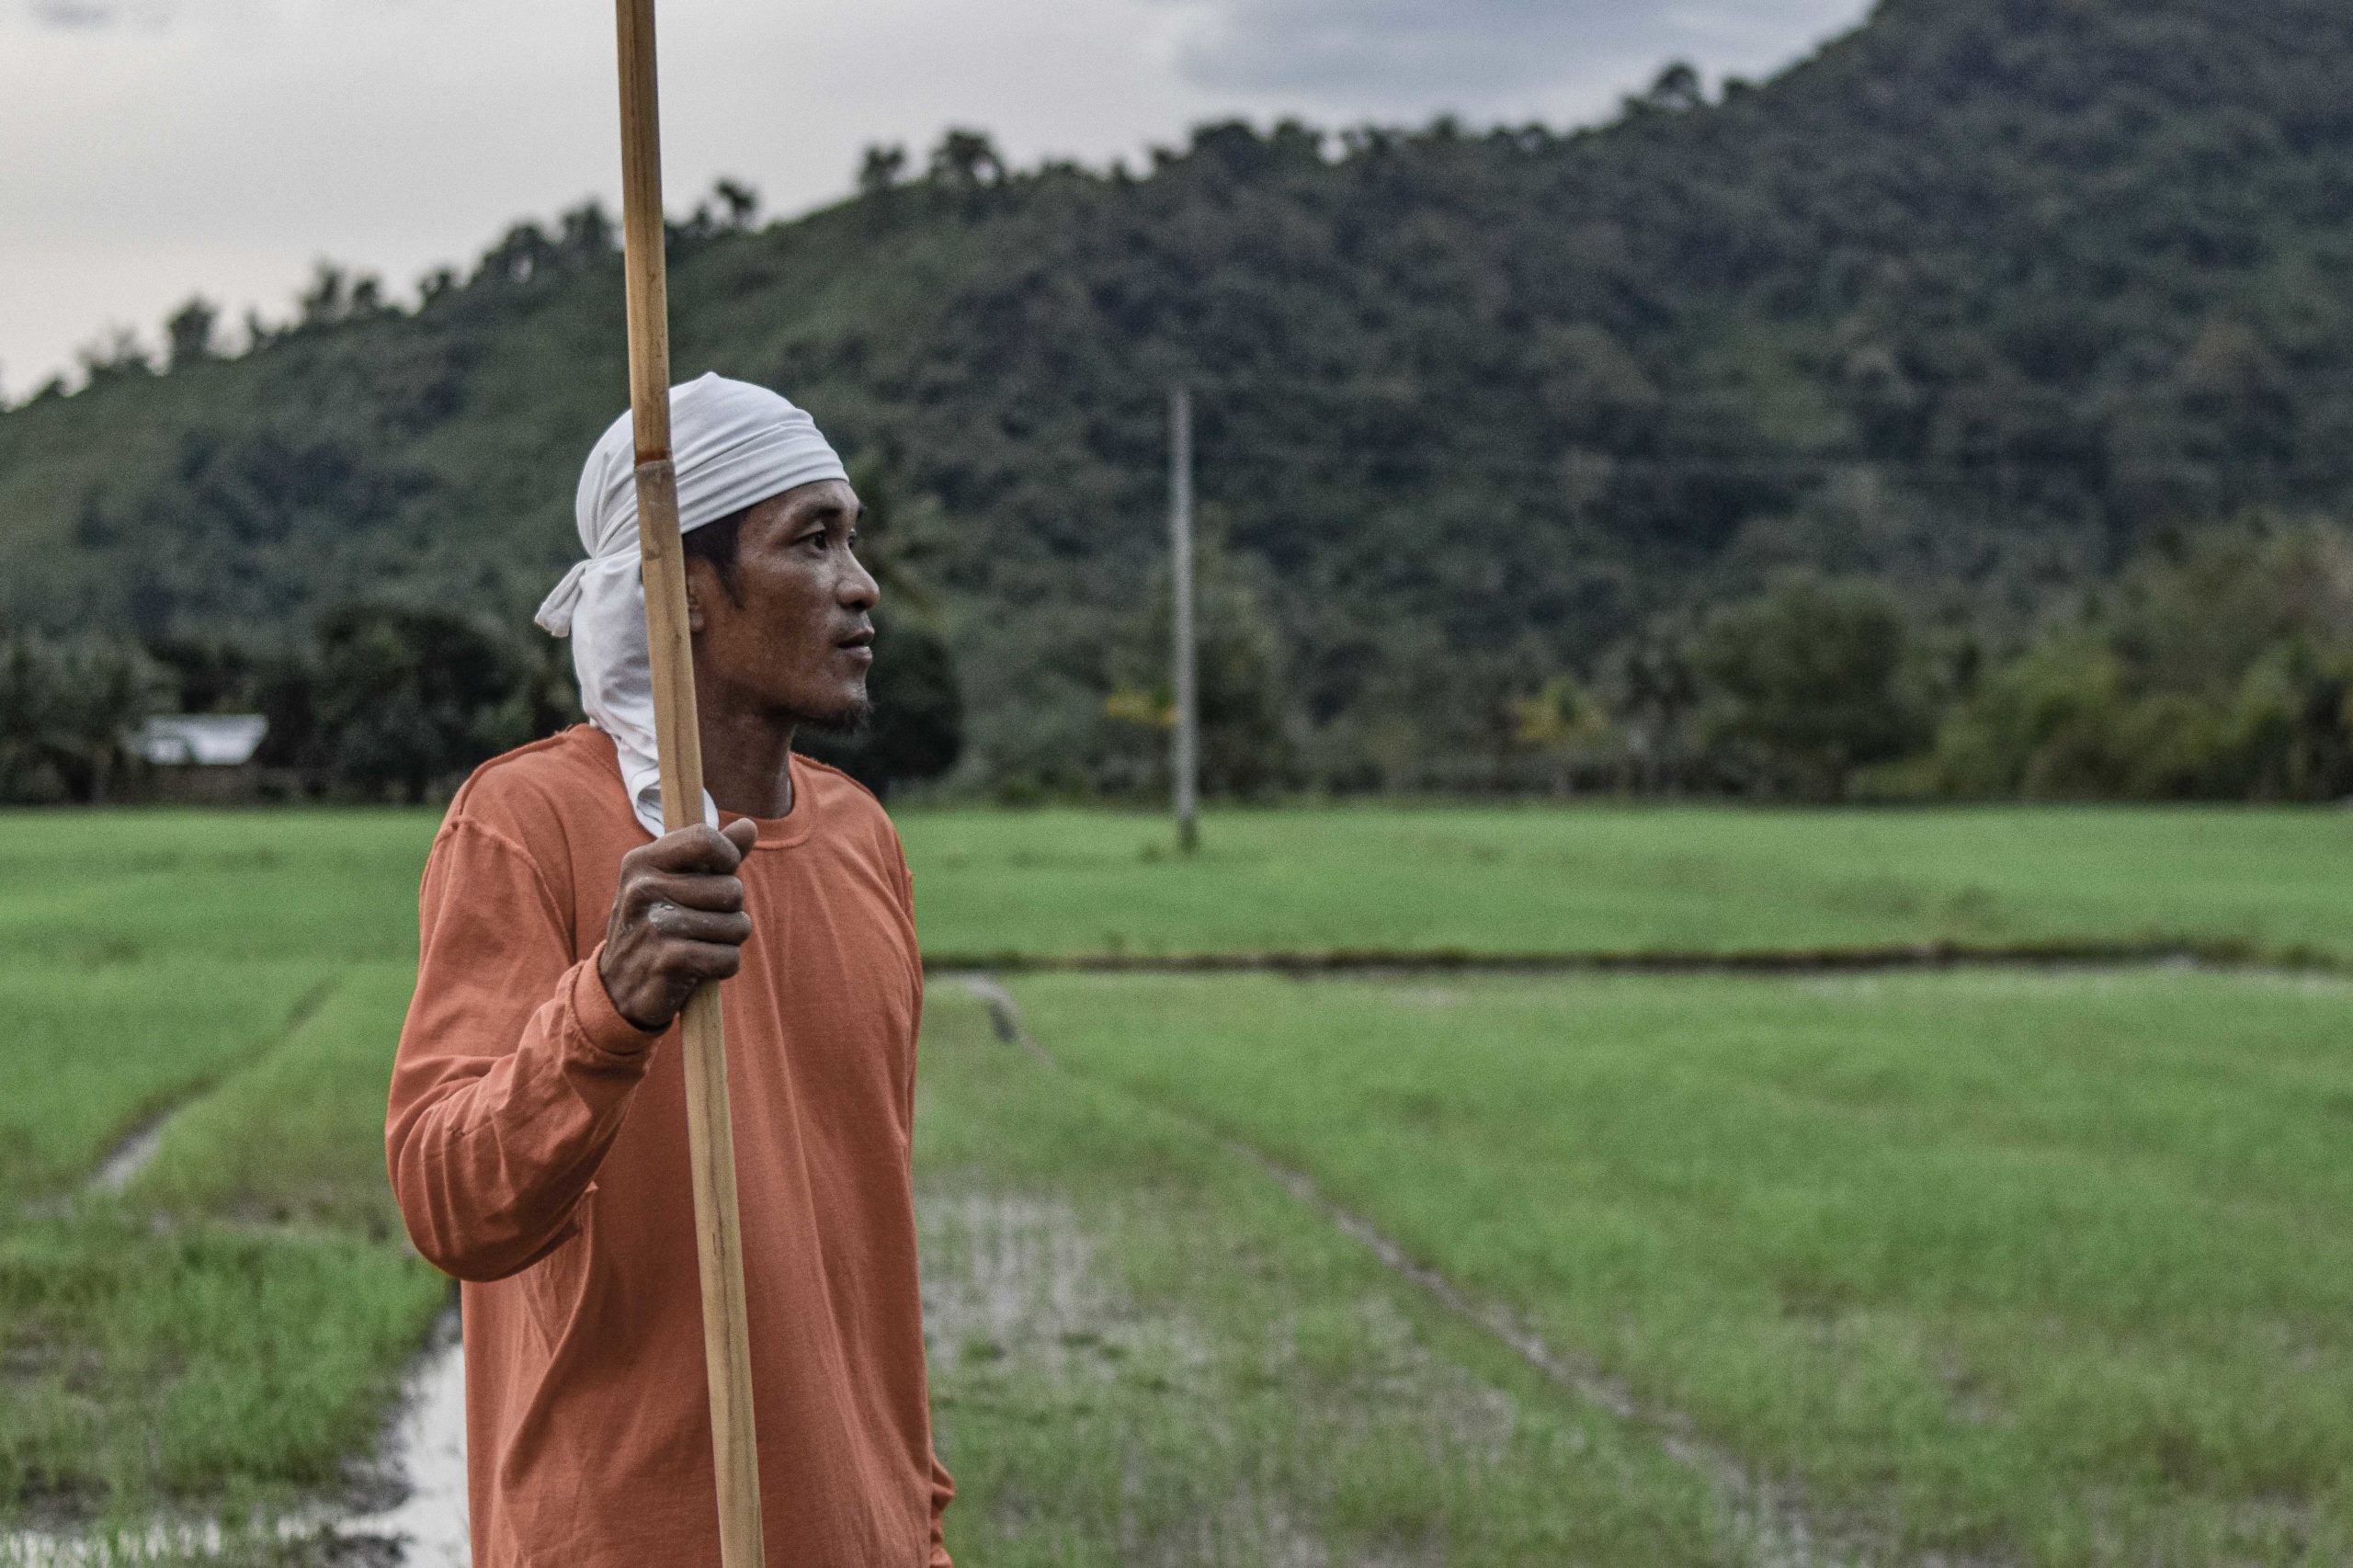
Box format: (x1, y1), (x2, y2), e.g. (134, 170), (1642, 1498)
(7, 0), (2353, 795)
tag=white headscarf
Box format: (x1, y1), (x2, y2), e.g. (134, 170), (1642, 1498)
(535, 372), (848, 837)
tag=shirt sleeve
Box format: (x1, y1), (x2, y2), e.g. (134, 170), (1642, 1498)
(915, 957), (954, 1567)
(895, 838), (957, 1565)
(385, 815), (664, 1282)
(926, 1451), (955, 1566)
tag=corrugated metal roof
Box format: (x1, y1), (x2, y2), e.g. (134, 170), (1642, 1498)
(132, 714), (268, 767)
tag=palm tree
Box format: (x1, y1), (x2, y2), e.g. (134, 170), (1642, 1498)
(926, 129), (1005, 194)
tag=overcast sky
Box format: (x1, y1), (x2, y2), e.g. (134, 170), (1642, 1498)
(0, 0), (1871, 396)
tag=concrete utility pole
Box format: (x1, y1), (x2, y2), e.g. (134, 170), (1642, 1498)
(1168, 383), (1200, 854)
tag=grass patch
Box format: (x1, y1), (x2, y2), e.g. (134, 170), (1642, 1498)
(133, 965), (419, 1235)
(0, 960), (325, 1200)
(0, 812), (426, 971)
(916, 987), (1745, 1567)
(0, 809), (421, 1204)
(1012, 968), (2353, 1565)
(0, 1211), (443, 1528)
(0, 812), (442, 1529)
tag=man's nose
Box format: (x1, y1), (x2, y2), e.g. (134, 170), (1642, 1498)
(839, 555), (880, 609)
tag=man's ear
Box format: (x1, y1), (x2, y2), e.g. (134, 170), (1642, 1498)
(681, 557), (714, 634)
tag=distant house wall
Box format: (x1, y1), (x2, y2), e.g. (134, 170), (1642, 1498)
(125, 715), (274, 804)
(139, 762), (269, 806)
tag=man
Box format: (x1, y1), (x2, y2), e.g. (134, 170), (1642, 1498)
(387, 373), (953, 1566)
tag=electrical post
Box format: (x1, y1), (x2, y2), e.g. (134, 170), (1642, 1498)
(1169, 383), (1200, 854)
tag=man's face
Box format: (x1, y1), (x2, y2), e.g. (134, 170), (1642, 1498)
(685, 478), (878, 727)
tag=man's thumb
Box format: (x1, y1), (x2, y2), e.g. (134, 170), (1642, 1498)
(722, 816), (761, 856)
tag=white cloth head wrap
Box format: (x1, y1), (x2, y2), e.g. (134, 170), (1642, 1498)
(535, 372), (848, 837)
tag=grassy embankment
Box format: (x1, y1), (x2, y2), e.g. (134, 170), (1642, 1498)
(5, 803), (2353, 1564)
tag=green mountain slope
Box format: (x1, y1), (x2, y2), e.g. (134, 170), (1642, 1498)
(6, 0), (2351, 790)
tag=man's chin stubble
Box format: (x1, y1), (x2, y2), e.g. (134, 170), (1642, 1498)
(795, 693), (875, 738)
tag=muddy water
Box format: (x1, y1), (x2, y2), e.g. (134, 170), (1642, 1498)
(339, 1315), (470, 1566)
(0, 1314), (470, 1568)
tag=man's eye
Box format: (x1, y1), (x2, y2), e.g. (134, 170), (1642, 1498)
(845, 529), (860, 550)
(799, 532), (828, 551)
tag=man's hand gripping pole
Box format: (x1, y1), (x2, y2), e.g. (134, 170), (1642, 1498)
(615, 3), (767, 1562)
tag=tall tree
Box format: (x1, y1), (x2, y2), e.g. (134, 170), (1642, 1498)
(1689, 574), (1927, 801)
(164, 297), (220, 369)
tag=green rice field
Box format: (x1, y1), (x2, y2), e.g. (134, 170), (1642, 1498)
(3, 803), (2352, 1564)
(6, 803), (2353, 967)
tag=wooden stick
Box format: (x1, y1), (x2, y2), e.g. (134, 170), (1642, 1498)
(614, 4), (767, 1563)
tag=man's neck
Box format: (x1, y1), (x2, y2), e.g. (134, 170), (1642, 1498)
(695, 696), (796, 820)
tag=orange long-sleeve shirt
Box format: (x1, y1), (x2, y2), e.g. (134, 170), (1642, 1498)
(386, 725), (952, 1567)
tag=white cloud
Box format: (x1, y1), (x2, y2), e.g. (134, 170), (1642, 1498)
(1157, 0), (1868, 110)
(16, 0), (218, 27)
(0, 0), (1871, 393)
(28, 1), (125, 26)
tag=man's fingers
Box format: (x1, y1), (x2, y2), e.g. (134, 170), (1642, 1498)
(605, 817), (763, 1025)
(646, 903), (754, 947)
(672, 940), (744, 982)
(640, 870), (745, 915)
(637, 822), (746, 874)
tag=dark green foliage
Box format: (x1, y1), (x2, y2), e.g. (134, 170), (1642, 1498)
(1093, 539), (1297, 801)
(926, 129), (1006, 195)
(1689, 574), (1930, 800)
(97, 603), (582, 807)
(11, 0), (2353, 796)
(793, 452), (970, 795)
(65, 422), (434, 640)
(163, 297), (220, 370)
(1931, 521), (2353, 800)
(146, 635), (257, 715)
(0, 633), (166, 804)
(302, 604), (558, 803)
(796, 608), (964, 796)
(858, 144), (909, 204)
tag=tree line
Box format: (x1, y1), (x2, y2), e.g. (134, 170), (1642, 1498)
(9, 0), (2353, 805)
(950, 514), (2353, 805)
(0, 597), (963, 808)
(16, 512), (2344, 808)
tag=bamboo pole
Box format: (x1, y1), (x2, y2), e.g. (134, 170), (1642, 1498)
(614, 3), (767, 1563)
